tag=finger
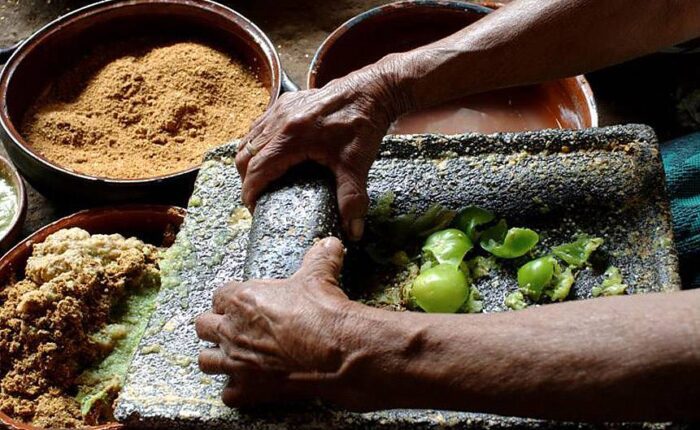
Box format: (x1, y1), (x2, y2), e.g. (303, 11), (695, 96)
(221, 380), (245, 407)
(219, 342), (290, 372)
(212, 282), (243, 315)
(226, 334), (290, 368)
(237, 107), (293, 179)
(222, 373), (315, 408)
(212, 279), (285, 314)
(235, 138), (256, 180)
(248, 107), (273, 134)
(195, 312), (225, 344)
(235, 137), (260, 179)
(334, 167), (369, 241)
(297, 237), (346, 282)
(198, 347), (243, 375)
(236, 128), (269, 180)
(241, 142), (305, 209)
(237, 117), (267, 155)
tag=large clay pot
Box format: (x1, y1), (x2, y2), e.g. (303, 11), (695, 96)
(308, 0), (598, 132)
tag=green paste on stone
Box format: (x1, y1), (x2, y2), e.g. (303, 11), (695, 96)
(75, 273), (160, 417)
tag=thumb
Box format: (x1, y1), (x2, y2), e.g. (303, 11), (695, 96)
(335, 167), (369, 242)
(297, 237), (346, 285)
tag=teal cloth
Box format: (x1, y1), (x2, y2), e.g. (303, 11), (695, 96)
(661, 133), (700, 288)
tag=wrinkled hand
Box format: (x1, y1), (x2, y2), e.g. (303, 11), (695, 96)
(195, 237), (354, 407)
(236, 67), (404, 241)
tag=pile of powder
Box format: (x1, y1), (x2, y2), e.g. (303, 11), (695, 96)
(21, 40), (269, 179)
(0, 228), (160, 427)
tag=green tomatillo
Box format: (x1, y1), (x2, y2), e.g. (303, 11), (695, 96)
(552, 234), (604, 267)
(422, 228), (473, 266)
(592, 266), (628, 297)
(454, 206), (495, 240)
(517, 255), (557, 301)
(505, 291), (528, 311)
(408, 263), (470, 313)
(545, 266), (575, 302)
(480, 220), (539, 259)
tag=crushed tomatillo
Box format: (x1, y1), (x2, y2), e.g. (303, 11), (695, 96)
(422, 228), (473, 266)
(480, 220), (539, 259)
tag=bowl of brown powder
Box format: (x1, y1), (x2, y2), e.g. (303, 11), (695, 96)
(0, 0), (281, 204)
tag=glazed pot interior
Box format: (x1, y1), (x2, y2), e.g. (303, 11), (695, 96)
(310, 1), (596, 129)
(2, 0), (280, 155)
(311, 3), (486, 87)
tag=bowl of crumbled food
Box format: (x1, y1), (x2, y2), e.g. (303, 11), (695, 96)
(0, 205), (185, 429)
(0, 156), (26, 252)
(0, 0), (280, 204)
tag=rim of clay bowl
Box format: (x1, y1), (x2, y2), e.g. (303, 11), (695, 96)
(0, 204), (186, 430)
(573, 75), (599, 127)
(0, 413), (122, 430)
(308, 0), (599, 128)
(0, 0), (281, 185)
(0, 155), (26, 251)
(307, 0), (492, 89)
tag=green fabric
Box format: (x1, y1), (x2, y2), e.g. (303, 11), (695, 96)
(661, 133), (700, 288)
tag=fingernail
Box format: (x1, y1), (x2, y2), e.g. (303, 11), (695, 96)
(350, 218), (364, 241)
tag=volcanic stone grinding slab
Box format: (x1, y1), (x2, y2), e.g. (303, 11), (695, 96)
(115, 124), (680, 429)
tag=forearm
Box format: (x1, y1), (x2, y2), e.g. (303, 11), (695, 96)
(372, 0), (700, 114)
(334, 289), (700, 420)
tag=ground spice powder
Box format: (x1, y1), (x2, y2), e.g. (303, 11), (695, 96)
(21, 40), (269, 179)
(0, 228), (160, 427)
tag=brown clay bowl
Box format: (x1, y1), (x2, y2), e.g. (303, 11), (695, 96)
(0, 156), (26, 253)
(308, 0), (598, 130)
(0, 0), (283, 205)
(0, 204), (185, 430)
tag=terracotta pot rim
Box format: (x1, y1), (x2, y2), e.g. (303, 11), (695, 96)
(307, 0), (599, 128)
(307, 0), (492, 89)
(573, 74), (599, 127)
(0, 0), (281, 185)
(0, 204), (186, 264)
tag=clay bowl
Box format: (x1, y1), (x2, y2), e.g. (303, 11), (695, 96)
(0, 0), (282, 205)
(0, 204), (185, 430)
(0, 156), (26, 252)
(308, 0), (598, 131)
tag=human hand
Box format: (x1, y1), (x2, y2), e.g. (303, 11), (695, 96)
(195, 237), (355, 407)
(236, 63), (408, 241)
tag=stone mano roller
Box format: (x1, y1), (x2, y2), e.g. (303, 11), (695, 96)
(244, 164), (339, 280)
(115, 125), (679, 429)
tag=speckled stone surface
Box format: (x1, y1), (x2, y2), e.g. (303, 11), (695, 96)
(246, 165), (338, 280)
(349, 124), (680, 310)
(115, 124), (680, 429)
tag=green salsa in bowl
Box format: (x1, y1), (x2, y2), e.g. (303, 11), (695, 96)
(0, 155), (25, 251)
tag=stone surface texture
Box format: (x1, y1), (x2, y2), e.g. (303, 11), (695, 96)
(115, 125), (679, 429)
(246, 165), (338, 280)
